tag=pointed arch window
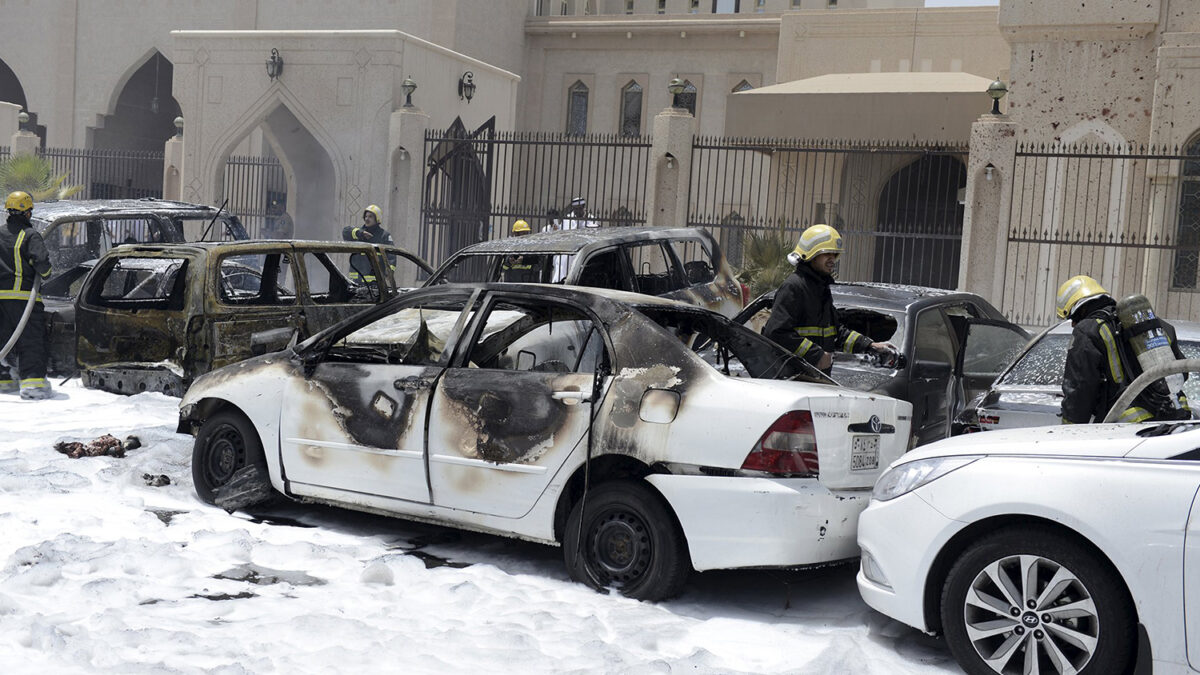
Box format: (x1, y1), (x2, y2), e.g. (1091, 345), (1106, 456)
(678, 79), (698, 116)
(1173, 136), (1200, 288)
(566, 81), (589, 136)
(620, 81), (643, 137)
(732, 80), (753, 93)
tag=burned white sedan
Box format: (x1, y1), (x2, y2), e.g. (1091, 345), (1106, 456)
(178, 284), (911, 600)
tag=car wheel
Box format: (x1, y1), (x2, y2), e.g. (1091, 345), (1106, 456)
(941, 527), (1135, 675)
(192, 410), (269, 507)
(563, 481), (691, 602)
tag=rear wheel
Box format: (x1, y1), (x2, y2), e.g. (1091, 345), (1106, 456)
(192, 410), (269, 508)
(940, 527), (1135, 675)
(563, 481), (691, 601)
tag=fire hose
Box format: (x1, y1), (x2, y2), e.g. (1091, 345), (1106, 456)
(0, 275), (39, 364)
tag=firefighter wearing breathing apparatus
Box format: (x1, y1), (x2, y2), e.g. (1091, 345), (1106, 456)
(763, 224), (895, 374)
(1056, 274), (1190, 424)
(0, 191), (53, 399)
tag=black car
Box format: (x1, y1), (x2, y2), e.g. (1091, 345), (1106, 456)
(736, 283), (1029, 447)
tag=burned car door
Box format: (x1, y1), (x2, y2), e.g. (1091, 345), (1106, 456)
(279, 290), (481, 502)
(294, 249), (391, 333)
(426, 294), (609, 518)
(908, 307), (958, 445)
(205, 249), (302, 372)
(75, 254), (192, 395)
(953, 317), (1029, 405)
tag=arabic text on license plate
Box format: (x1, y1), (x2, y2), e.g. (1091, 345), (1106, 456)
(851, 435), (879, 471)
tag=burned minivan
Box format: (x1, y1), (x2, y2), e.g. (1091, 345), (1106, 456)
(74, 240), (431, 396)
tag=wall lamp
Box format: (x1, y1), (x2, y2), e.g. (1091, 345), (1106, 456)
(266, 48), (284, 80)
(667, 77), (685, 109)
(987, 77), (1008, 115)
(985, 163), (995, 181)
(401, 77), (417, 107)
(458, 71), (476, 103)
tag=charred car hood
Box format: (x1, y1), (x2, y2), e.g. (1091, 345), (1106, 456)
(900, 424), (1148, 463)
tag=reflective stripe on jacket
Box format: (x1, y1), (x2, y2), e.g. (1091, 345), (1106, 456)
(0, 220), (52, 302)
(762, 263), (872, 369)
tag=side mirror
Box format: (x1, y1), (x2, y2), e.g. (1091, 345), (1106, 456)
(912, 359), (952, 379)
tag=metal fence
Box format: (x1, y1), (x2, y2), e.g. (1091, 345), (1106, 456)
(40, 147), (165, 200)
(222, 154), (288, 238)
(1003, 142), (1200, 326)
(688, 137), (969, 289)
(421, 122), (653, 267)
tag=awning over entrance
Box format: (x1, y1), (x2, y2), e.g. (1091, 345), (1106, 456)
(724, 72), (995, 142)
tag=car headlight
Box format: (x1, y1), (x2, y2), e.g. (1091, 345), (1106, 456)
(872, 455), (981, 502)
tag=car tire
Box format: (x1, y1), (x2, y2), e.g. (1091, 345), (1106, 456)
(940, 526), (1135, 675)
(192, 410), (269, 507)
(563, 480), (691, 602)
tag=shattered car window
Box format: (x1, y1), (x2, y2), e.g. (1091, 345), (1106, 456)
(465, 301), (607, 374)
(638, 306), (832, 383)
(300, 251), (378, 305)
(91, 257), (187, 309)
(999, 335), (1070, 386)
(432, 253), (573, 284)
(627, 242), (685, 296)
(667, 239), (717, 285)
(331, 298), (474, 367)
(217, 253), (296, 305)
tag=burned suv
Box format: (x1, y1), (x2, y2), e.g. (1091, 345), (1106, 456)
(72, 240), (431, 396)
(426, 227), (746, 318)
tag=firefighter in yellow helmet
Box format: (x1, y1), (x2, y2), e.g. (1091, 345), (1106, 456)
(0, 191), (53, 399)
(763, 224), (893, 374)
(1056, 274), (1189, 424)
(341, 204), (395, 284)
(502, 219), (538, 281)
(511, 219), (531, 237)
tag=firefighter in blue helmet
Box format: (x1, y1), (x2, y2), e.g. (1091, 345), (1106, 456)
(763, 224), (894, 374)
(0, 191), (53, 399)
(342, 204), (395, 285)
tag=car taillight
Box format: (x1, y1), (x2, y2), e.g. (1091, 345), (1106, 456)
(741, 411), (819, 477)
(739, 282), (750, 307)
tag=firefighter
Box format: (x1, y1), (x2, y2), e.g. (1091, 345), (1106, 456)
(342, 204), (395, 284)
(763, 224), (894, 374)
(0, 191), (53, 399)
(511, 219), (532, 237)
(502, 220), (539, 281)
(1056, 275), (1189, 424)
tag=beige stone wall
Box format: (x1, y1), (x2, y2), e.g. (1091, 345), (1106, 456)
(776, 8), (1008, 83)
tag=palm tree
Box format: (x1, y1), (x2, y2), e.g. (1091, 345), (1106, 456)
(0, 153), (83, 201)
(736, 227), (795, 297)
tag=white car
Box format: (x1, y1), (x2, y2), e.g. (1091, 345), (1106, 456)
(857, 360), (1200, 674)
(179, 283), (911, 601)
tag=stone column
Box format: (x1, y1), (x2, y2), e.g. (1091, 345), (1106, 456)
(10, 129), (38, 157)
(959, 113), (1017, 310)
(162, 121), (184, 202)
(388, 105), (430, 278)
(646, 106), (696, 229)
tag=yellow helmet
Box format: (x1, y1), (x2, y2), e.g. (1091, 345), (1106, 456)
(789, 224), (843, 264)
(511, 219), (531, 235)
(1055, 274), (1109, 319)
(5, 191), (32, 213)
(363, 204), (383, 223)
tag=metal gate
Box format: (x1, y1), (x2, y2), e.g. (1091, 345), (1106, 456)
(688, 137), (968, 288)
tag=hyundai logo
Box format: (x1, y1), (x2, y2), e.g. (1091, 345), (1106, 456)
(869, 415), (881, 434)
(1022, 612), (1039, 627)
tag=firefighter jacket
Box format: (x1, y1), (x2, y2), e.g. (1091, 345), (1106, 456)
(341, 223), (395, 282)
(0, 216), (52, 302)
(1061, 302), (1190, 424)
(762, 263), (873, 371)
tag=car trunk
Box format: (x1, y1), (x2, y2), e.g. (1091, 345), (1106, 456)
(807, 393), (911, 490)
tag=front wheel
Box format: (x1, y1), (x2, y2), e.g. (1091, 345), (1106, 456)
(940, 527), (1135, 675)
(563, 481), (691, 602)
(192, 410), (270, 509)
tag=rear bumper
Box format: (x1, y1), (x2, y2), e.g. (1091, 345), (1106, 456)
(645, 474), (871, 571)
(82, 365), (185, 397)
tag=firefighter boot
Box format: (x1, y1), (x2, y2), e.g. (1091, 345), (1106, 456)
(19, 378), (51, 400)
(0, 359), (16, 394)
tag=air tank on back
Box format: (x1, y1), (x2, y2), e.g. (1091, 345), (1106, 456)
(1115, 294), (1185, 402)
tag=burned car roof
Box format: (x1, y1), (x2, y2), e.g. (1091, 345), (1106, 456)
(30, 198), (225, 225)
(754, 281), (995, 314)
(447, 226), (713, 255)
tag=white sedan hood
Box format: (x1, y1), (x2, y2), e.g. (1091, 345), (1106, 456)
(901, 424), (1148, 463)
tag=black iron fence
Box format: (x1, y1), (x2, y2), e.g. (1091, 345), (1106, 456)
(688, 137), (969, 289)
(421, 121), (652, 267)
(1003, 142), (1200, 326)
(40, 147), (165, 200)
(222, 154), (288, 238)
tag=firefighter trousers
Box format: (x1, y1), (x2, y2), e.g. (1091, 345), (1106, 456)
(0, 299), (48, 389)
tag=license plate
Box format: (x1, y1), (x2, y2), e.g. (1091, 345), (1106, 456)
(851, 435), (879, 471)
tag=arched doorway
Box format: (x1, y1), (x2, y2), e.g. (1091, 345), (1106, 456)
(219, 103), (331, 241)
(873, 154), (966, 289)
(93, 52), (181, 151)
(0, 57), (43, 144)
